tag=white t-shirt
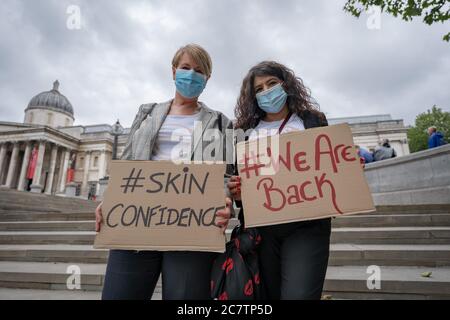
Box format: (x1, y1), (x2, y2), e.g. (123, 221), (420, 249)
(151, 112), (201, 161)
(249, 113), (305, 141)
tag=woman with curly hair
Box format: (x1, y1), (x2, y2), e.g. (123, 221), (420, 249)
(228, 61), (331, 300)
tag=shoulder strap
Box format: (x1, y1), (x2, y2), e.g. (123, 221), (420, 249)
(279, 112), (293, 134)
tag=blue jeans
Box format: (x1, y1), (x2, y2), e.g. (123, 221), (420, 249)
(101, 250), (218, 300)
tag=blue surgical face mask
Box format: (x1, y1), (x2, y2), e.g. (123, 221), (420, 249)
(256, 83), (288, 114)
(175, 69), (207, 99)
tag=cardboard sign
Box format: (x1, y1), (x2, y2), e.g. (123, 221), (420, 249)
(237, 124), (375, 228)
(94, 161), (227, 252)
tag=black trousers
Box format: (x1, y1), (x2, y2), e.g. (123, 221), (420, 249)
(101, 250), (218, 300)
(256, 218), (331, 300)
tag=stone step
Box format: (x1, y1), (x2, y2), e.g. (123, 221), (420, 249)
(0, 287), (162, 300)
(0, 204), (64, 213)
(0, 261), (106, 291)
(373, 204), (450, 215)
(1, 212), (450, 230)
(0, 202), (97, 210)
(0, 232), (96, 245)
(238, 205), (450, 216)
(0, 190), (99, 212)
(0, 261), (448, 299)
(233, 208), (450, 220)
(0, 206), (96, 215)
(0, 199), (98, 209)
(2, 213), (448, 228)
(0, 221), (95, 232)
(329, 244), (450, 267)
(235, 205), (450, 218)
(0, 288), (102, 300)
(2, 227), (450, 245)
(332, 213), (450, 228)
(226, 226), (450, 244)
(324, 265), (450, 300)
(0, 261), (162, 295)
(0, 245), (108, 264)
(1, 244), (450, 267)
(0, 188), (97, 202)
(331, 227), (450, 245)
(0, 212), (94, 222)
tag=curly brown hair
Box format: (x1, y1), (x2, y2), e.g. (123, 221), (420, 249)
(235, 61), (325, 131)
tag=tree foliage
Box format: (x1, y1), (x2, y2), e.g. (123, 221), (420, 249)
(344, 0), (450, 41)
(408, 105), (450, 152)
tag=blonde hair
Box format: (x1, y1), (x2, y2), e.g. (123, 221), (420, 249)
(172, 44), (213, 78)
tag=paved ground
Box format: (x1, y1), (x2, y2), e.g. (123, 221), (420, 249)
(326, 265), (450, 282)
(0, 288), (102, 300)
(0, 288), (162, 300)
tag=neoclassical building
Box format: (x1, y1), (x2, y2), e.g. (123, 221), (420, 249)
(0, 81), (128, 198)
(329, 115), (411, 156)
(0, 81), (410, 198)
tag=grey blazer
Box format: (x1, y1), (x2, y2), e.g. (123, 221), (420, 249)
(121, 100), (235, 176)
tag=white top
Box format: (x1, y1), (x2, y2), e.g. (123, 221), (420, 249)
(151, 112), (201, 161)
(249, 113), (305, 141)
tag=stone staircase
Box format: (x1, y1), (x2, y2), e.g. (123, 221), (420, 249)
(0, 189), (449, 299)
(0, 188), (100, 213)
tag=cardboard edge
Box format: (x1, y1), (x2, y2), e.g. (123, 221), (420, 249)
(236, 123), (352, 149)
(245, 208), (377, 228)
(93, 244), (226, 254)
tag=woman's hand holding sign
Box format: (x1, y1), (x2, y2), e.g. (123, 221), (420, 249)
(95, 202), (103, 232)
(227, 176), (242, 201)
(215, 197), (233, 234)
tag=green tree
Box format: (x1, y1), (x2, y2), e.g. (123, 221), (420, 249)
(343, 0), (450, 41)
(408, 106), (450, 152)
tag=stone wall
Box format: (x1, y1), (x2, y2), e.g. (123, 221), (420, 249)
(365, 144), (450, 205)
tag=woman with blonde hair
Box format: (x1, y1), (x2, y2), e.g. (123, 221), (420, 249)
(96, 44), (234, 300)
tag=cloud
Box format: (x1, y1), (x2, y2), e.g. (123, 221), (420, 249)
(0, 0), (448, 128)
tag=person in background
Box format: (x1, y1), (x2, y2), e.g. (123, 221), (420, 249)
(355, 145), (373, 164)
(428, 126), (446, 149)
(373, 139), (397, 161)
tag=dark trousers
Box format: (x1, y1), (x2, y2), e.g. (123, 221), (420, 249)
(101, 250), (218, 300)
(256, 218), (331, 300)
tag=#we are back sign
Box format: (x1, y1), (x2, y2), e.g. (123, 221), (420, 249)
(236, 124), (375, 228)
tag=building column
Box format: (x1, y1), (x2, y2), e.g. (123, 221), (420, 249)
(5, 142), (20, 188)
(45, 144), (59, 195)
(17, 141), (33, 191)
(99, 150), (107, 179)
(96, 150), (107, 196)
(82, 151), (92, 195)
(30, 140), (47, 193)
(0, 143), (8, 185)
(59, 149), (71, 193)
(57, 147), (66, 192)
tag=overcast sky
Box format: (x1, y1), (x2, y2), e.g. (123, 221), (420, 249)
(0, 0), (448, 128)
